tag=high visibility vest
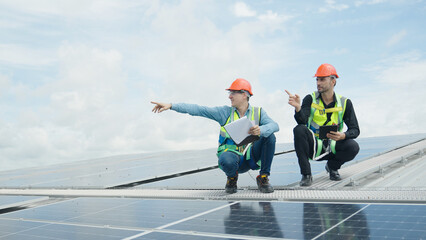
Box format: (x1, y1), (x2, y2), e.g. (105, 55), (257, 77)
(307, 91), (347, 157)
(217, 107), (261, 169)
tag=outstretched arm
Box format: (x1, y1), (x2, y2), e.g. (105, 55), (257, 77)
(151, 101), (172, 113)
(151, 102), (230, 125)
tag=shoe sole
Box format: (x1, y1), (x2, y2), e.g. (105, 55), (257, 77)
(257, 184), (274, 193)
(325, 165), (342, 181)
(299, 183), (312, 187)
(225, 188), (237, 194)
(258, 188), (274, 193)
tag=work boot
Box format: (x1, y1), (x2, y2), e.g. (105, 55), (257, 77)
(256, 175), (274, 193)
(299, 175), (313, 186)
(225, 174), (238, 194)
(325, 164), (341, 181)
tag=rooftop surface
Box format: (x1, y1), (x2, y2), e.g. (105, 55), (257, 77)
(0, 134), (425, 239)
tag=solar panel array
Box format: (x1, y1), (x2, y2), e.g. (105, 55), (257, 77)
(0, 198), (425, 239)
(0, 134), (425, 239)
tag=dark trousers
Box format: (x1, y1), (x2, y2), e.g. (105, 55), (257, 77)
(219, 134), (276, 177)
(293, 124), (359, 175)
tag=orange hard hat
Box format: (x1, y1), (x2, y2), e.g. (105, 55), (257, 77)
(314, 63), (339, 78)
(226, 78), (253, 96)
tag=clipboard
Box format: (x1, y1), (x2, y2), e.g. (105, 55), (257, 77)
(319, 125), (338, 139)
(223, 116), (259, 146)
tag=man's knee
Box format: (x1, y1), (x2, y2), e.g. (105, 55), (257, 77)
(264, 133), (276, 144)
(218, 152), (239, 169)
(336, 139), (360, 161)
(293, 124), (308, 138)
(348, 140), (360, 158)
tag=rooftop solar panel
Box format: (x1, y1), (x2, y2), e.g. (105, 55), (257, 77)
(0, 197), (425, 239)
(0, 134), (424, 189)
(140, 134), (426, 189)
(0, 196), (48, 211)
(0, 134), (425, 239)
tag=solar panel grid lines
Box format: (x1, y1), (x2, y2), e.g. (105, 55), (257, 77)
(0, 198), (426, 239)
(311, 204), (371, 240)
(122, 201), (241, 240)
(1, 134), (426, 239)
(0, 149), (220, 189)
(0, 217), (145, 239)
(0, 196), (49, 212)
(0, 135), (423, 190)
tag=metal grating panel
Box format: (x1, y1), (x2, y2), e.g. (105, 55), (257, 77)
(287, 139), (426, 189)
(1, 188), (425, 204)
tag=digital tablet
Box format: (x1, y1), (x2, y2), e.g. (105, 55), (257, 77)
(319, 125), (338, 139)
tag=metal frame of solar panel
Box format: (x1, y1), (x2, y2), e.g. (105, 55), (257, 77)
(0, 134), (425, 239)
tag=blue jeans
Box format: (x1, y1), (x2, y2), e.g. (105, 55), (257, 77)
(218, 134), (276, 177)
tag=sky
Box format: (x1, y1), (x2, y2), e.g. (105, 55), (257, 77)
(0, 0), (425, 170)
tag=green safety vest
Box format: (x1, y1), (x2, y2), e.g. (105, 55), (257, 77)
(307, 91), (347, 157)
(217, 107), (261, 169)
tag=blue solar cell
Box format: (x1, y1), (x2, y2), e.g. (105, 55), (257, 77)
(133, 232), (231, 239)
(0, 218), (142, 240)
(1, 198), (231, 229)
(1, 198), (425, 239)
(140, 134), (426, 189)
(0, 196), (47, 210)
(0, 134), (424, 189)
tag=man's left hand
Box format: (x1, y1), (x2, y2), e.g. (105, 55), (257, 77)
(249, 125), (261, 136)
(327, 131), (346, 141)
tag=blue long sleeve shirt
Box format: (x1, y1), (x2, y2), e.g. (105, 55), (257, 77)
(171, 103), (279, 138)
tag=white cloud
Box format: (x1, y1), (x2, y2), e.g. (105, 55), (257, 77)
(319, 0), (350, 13)
(356, 53), (426, 138)
(234, 2), (257, 17)
(258, 10), (293, 24)
(0, 0), (142, 19)
(0, 0), (424, 172)
(1, 0), (289, 170)
(0, 43), (135, 170)
(355, 0), (387, 7)
(333, 47), (349, 55)
(0, 44), (55, 67)
(386, 30), (407, 47)
(0, 74), (11, 97)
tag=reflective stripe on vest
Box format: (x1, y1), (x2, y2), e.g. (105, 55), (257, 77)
(217, 107), (261, 169)
(307, 91), (347, 156)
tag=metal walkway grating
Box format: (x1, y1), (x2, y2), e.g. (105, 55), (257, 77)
(1, 188), (426, 204)
(287, 138), (426, 189)
(1, 139), (425, 205)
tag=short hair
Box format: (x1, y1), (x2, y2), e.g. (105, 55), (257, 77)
(330, 75), (337, 86)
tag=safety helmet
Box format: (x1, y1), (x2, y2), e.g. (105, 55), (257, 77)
(226, 78), (253, 96)
(314, 63), (339, 78)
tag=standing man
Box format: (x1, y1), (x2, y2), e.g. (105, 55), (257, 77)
(152, 78), (279, 193)
(285, 63), (360, 186)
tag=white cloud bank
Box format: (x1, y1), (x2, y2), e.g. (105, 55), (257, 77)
(234, 2), (257, 17)
(0, 0), (424, 171)
(356, 52), (426, 137)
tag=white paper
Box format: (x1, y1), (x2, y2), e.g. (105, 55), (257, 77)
(223, 116), (255, 145)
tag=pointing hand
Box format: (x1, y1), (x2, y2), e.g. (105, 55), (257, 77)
(285, 90), (301, 112)
(151, 101), (172, 113)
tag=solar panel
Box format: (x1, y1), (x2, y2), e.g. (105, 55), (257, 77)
(139, 134), (426, 189)
(0, 198), (425, 239)
(0, 135), (424, 189)
(0, 196), (48, 211)
(0, 134), (425, 239)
